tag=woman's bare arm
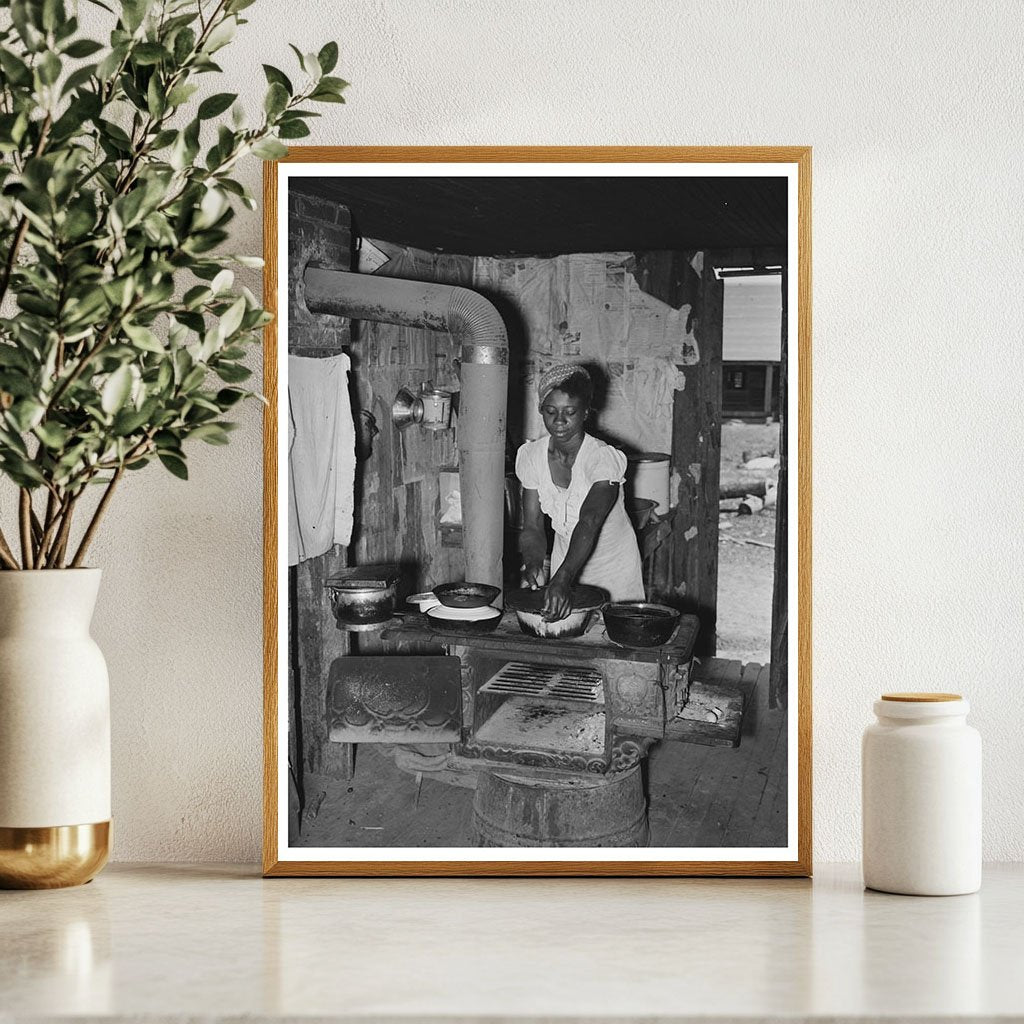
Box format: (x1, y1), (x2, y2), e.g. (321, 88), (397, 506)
(518, 487), (547, 588)
(543, 481), (618, 619)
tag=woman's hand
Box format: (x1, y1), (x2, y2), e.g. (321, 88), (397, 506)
(521, 562), (547, 590)
(542, 578), (573, 621)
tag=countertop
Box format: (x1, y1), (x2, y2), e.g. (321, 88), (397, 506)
(2, 862), (1022, 1022)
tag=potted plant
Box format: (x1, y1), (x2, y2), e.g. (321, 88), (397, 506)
(0, 0), (345, 887)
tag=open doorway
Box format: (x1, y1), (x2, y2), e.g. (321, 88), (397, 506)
(715, 268), (783, 663)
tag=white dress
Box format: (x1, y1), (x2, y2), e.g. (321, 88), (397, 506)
(515, 433), (645, 602)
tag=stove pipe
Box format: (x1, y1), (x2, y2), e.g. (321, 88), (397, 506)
(303, 267), (509, 594)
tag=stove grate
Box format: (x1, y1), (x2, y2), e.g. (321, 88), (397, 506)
(479, 661), (604, 704)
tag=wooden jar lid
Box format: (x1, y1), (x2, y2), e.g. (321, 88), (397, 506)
(881, 692), (962, 702)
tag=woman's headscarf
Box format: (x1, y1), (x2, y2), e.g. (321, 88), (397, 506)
(537, 363), (591, 406)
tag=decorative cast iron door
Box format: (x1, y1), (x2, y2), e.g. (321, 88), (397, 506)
(327, 656), (462, 743)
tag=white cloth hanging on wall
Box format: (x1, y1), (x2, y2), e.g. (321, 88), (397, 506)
(287, 353), (355, 565)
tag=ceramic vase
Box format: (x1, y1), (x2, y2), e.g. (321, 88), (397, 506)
(0, 569), (111, 888)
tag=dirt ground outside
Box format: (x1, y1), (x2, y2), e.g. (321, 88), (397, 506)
(716, 420), (781, 664)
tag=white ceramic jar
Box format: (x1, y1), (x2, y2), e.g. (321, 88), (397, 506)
(862, 692), (981, 896)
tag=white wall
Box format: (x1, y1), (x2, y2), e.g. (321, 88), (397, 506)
(72, 0), (1024, 862)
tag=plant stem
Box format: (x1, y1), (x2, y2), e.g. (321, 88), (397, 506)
(70, 466), (124, 568)
(36, 487), (66, 566)
(18, 489), (34, 569)
(45, 492), (79, 569)
(0, 528), (19, 570)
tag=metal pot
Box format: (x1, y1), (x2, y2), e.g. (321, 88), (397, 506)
(326, 565), (399, 626)
(602, 602), (680, 647)
(328, 583), (396, 625)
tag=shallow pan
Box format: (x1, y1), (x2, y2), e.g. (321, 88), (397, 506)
(432, 581), (502, 609)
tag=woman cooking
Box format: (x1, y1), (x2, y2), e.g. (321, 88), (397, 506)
(516, 364), (645, 622)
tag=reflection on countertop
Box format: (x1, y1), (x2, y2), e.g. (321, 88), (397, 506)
(2, 863), (1021, 1020)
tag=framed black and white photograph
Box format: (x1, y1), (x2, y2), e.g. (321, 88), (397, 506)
(262, 147), (811, 876)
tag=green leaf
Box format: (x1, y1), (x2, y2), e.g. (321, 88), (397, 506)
(203, 16), (236, 53)
(299, 51), (321, 80)
(9, 399), (46, 432)
(173, 26), (196, 65)
(63, 38), (104, 58)
(318, 41), (339, 75)
(179, 364), (205, 391)
(318, 75), (349, 93)
(149, 128), (177, 149)
(1, 455), (46, 487)
(146, 74), (166, 117)
(214, 362), (251, 384)
(251, 137), (287, 160)
(112, 405), (151, 436)
(215, 388), (247, 408)
(309, 88), (346, 104)
(277, 120), (310, 140)
(198, 91), (236, 119)
(189, 422), (230, 445)
(132, 42), (168, 66)
(228, 254), (263, 269)
(218, 296), (246, 339)
(121, 0), (152, 33)
(60, 62), (98, 96)
(101, 365), (133, 415)
(123, 322), (164, 353)
(10, 2), (45, 52)
(96, 43), (128, 81)
(264, 82), (289, 117)
(38, 51), (63, 86)
(262, 64), (292, 94)
(42, 0), (67, 33)
(0, 50), (33, 86)
(210, 268), (234, 294)
(34, 421), (70, 449)
(158, 452), (188, 479)
(166, 82), (199, 107)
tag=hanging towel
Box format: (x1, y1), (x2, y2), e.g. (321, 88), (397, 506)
(287, 353), (355, 565)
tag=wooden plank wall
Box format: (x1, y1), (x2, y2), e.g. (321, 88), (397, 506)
(287, 192), (354, 828)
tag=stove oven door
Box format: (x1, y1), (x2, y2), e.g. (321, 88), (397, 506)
(327, 656), (462, 743)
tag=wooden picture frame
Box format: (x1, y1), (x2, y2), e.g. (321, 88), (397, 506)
(263, 147), (812, 876)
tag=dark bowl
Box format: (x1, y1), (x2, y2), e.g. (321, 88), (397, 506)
(425, 606), (503, 634)
(602, 602), (680, 647)
(432, 581), (502, 609)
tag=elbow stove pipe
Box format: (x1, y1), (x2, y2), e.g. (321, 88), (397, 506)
(303, 267), (509, 594)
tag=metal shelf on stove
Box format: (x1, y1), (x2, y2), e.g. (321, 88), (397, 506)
(477, 661), (605, 704)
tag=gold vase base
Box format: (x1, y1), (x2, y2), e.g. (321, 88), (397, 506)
(0, 821), (110, 889)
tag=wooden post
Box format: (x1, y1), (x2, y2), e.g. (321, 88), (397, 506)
(764, 362), (775, 420)
(670, 255), (723, 657)
(769, 265), (789, 709)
